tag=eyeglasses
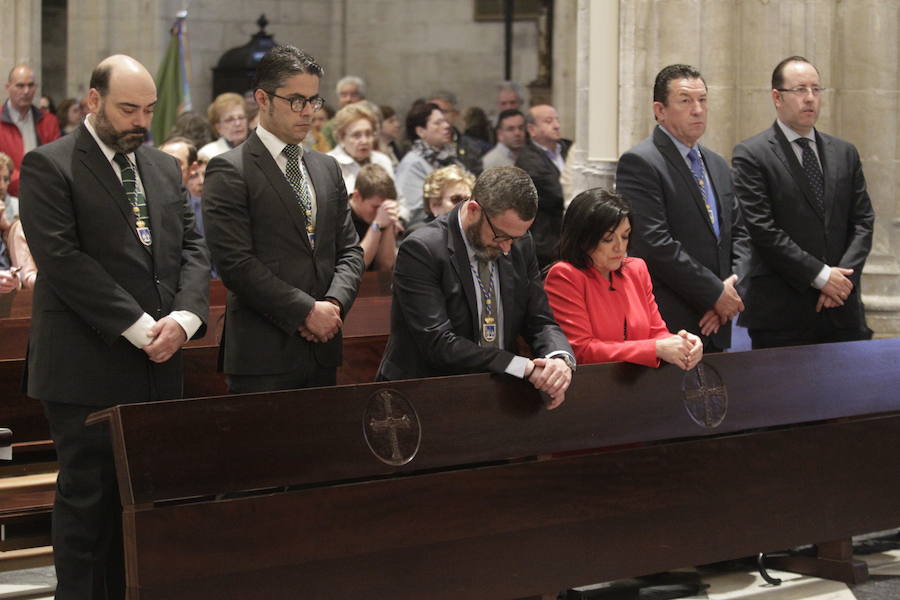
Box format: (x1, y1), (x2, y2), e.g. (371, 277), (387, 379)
(221, 115), (247, 125)
(267, 91), (326, 112)
(776, 86), (826, 97)
(476, 201), (524, 243)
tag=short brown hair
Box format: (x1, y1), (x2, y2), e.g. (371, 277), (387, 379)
(355, 164), (396, 199)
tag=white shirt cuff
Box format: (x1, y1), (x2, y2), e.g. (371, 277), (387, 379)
(812, 265), (832, 290)
(122, 313), (157, 348)
(545, 350), (575, 366)
(506, 355), (530, 379)
(168, 310), (203, 340)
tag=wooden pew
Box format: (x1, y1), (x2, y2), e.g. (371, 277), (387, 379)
(86, 338), (900, 599)
(0, 272), (392, 568)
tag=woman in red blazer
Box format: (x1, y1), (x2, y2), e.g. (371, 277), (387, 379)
(544, 189), (702, 369)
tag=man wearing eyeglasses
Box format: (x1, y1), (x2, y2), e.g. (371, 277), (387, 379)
(203, 45), (364, 393)
(732, 56), (874, 348)
(377, 166), (575, 408)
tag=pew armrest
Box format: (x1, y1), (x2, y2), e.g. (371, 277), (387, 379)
(0, 428), (11, 460)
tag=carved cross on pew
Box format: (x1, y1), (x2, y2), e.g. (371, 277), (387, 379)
(369, 392), (412, 463)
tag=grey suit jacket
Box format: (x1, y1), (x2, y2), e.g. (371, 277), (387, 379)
(616, 126), (751, 350)
(377, 202), (572, 381)
(203, 131), (364, 376)
(19, 124), (210, 406)
(732, 122), (873, 332)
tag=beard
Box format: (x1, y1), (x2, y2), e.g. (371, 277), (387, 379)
(464, 214), (502, 261)
(93, 103), (147, 153)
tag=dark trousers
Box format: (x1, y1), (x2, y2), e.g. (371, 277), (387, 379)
(226, 361), (337, 394)
(42, 400), (125, 600)
(749, 315), (872, 350)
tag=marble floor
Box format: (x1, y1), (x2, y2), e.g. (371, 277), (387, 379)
(1, 531), (898, 599)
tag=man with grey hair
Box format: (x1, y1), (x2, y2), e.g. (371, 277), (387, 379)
(1, 65), (59, 196)
(378, 165), (575, 408)
(322, 75), (367, 148)
(204, 45), (364, 394)
(428, 89), (485, 175)
(496, 80), (525, 113)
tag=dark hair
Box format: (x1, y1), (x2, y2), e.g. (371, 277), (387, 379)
(355, 163), (397, 199)
(652, 64), (705, 105)
(89, 63), (113, 96)
(472, 166), (537, 221)
(55, 98), (80, 127)
(253, 45), (324, 94)
(558, 188), (630, 270)
(159, 136), (198, 166)
(771, 55), (815, 89)
(463, 106), (491, 143)
(405, 102), (441, 141)
(495, 108), (524, 133)
(168, 111), (215, 149)
(380, 105), (396, 121)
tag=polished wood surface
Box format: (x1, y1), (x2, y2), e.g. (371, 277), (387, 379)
(86, 338), (900, 599)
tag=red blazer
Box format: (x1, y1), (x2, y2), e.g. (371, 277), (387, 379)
(544, 257), (671, 367)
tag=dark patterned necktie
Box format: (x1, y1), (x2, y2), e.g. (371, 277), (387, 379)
(112, 152), (151, 246)
(476, 259), (499, 348)
(795, 137), (825, 215)
(687, 147), (719, 237)
(281, 143), (316, 246)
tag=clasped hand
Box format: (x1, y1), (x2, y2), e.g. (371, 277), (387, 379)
(699, 274), (744, 335)
(817, 267), (853, 312)
(656, 330), (703, 371)
(143, 316), (187, 363)
(299, 300), (342, 343)
(526, 357), (572, 410)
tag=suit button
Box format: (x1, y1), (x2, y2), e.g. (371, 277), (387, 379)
(155, 278), (161, 285)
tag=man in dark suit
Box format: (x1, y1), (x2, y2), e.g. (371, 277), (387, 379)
(203, 45), (364, 393)
(19, 55), (210, 600)
(515, 104), (572, 268)
(616, 64), (750, 353)
(732, 56), (874, 348)
(378, 166), (575, 408)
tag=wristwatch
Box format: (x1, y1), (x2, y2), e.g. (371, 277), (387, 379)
(554, 353), (577, 372)
(370, 222), (383, 232)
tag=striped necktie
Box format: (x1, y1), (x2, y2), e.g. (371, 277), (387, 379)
(113, 152), (152, 246)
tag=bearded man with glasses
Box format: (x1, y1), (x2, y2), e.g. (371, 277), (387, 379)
(203, 45), (364, 393)
(377, 166), (575, 409)
(732, 55), (874, 349)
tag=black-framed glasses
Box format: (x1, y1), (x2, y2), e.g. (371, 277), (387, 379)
(266, 91), (326, 112)
(476, 200), (524, 243)
(776, 86), (826, 97)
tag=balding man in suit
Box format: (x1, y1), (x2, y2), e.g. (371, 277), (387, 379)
(20, 55), (209, 599)
(732, 56), (874, 348)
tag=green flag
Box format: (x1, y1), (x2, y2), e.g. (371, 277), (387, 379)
(152, 13), (191, 144)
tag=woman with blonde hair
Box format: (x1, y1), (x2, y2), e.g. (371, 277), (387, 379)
(422, 164), (474, 219)
(327, 102), (396, 202)
(198, 92), (248, 161)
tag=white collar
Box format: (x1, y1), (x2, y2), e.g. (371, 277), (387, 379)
(255, 123), (304, 162)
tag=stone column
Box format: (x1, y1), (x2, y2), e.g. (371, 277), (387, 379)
(0, 0), (42, 82)
(567, 0), (619, 199)
(575, 0), (900, 337)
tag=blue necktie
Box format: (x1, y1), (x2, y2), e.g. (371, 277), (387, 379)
(687, 148), (720, 237)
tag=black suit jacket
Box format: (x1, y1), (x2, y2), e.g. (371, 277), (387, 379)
(19, 124), (210, 406)
(377, 203), (572, 380)
(616, 126), (750, 350)
(203, 131), (364, 376)
(514, 139), (572, 267)
(732, 122), (874, 332)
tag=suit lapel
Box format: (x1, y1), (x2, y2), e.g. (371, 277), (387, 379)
(447, 204), (479, 337)
(497, 251), (516, 349)
(701, 144), (730, 244)
(769, 123), (824, 223)
(135, 146), (162, 258)
(75, 126), (152, 253)
(653, 127), (715, 237)
(817, 131), (837, 226)
(247, 133), (313, 255)
(303, 152), (331, 255)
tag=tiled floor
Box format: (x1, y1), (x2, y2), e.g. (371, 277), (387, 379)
(1, 531), (898, 599)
